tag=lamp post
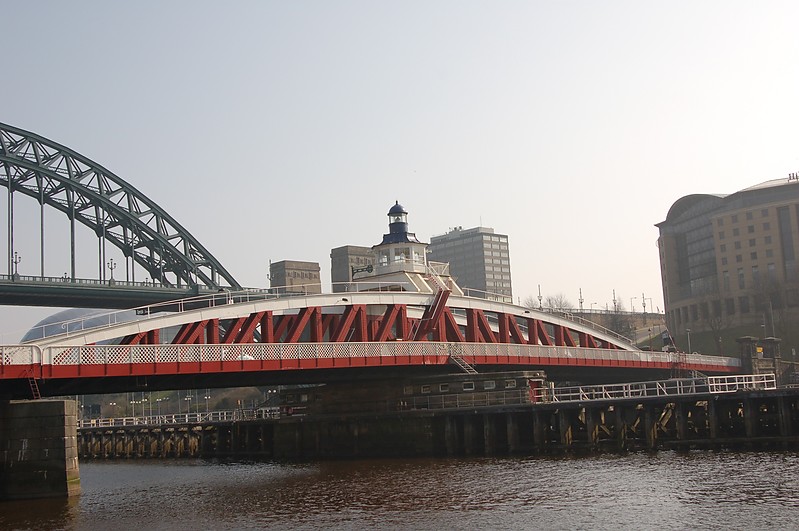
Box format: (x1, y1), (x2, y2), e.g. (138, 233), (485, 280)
(12, 252), (21, 280)
(204, 390), (211, 413)
(107, 258), (116, 285)
(686, 328), (692, 354)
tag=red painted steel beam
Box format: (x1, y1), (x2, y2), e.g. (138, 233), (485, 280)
(466, 308), (497, 343)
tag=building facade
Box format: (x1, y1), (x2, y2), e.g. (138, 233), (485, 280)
(330, 245), (374, 293)
(657, 177), (799, 340)
(428, 226), (512, 302)
(269, 260), (321, 294)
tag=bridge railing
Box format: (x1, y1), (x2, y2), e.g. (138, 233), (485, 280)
(1, 342), (741, 378)
(22, 282), (421, 342)
(77, 407), (279, 429)
(534, 373), (777, 403)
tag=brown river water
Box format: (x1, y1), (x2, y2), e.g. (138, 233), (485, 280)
(2, 451), (798, 530)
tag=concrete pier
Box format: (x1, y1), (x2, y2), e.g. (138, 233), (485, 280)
(0, 400), (80, 500)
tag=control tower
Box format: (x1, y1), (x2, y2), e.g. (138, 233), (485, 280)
(353, 202), (462, 295)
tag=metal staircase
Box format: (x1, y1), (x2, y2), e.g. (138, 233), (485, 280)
(449, 353), (478, 374)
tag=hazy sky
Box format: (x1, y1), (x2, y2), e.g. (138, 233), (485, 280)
(2, 1), (799, 341)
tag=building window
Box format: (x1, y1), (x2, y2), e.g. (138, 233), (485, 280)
(721, 257), (728, 265)
(690, 305), (698, 321)
(403, 386), (414, 395)
(762, 209), (769, 217)
(766, 249), (773, 258)
(736, 255), (743, 263)
(739, 296), (750, 313)
(439, 384), (449, 393)
(748, 225), (755, 234)
(725, 298), (735, 315)
(719, 231), (725, 240)
(421, 385), (431, 394)
(746, 211), (753, 220)
(717, 219), (724, 226)
(767, 262), (776, 281)
(752, 265), (760, 288)
(765, 236), (772, 244)
(722, 270), (730, 291)
(483, 380), (496, 390)
(749, 239), (756, 247)
(750, 252), (758, 260)
(720, 244), (727, 252)
(733, 228), (740, 237)
(463, 382), (475, 391)
(734, 241), (741, 250)
(712, 300), (722, 317)
(764, 222), (771, 230)
(738, 268), (745, 289)
(732, 214), (739, 223)
(504, 379), (517, 389)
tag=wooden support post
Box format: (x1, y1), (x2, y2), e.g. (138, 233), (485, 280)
(777, 396), (793, 439)
(615, 405), (627, 451)
(506, 413), (519, 454)
(444, 416), (459, 456)
(708, 398), (719, 441)
(675, 402), (687, 443)
(463, 416), (476, 456)
(743, 398), (756, 439)
(558, 410), (573, 448)
(483, 414), (496, 456)
(644, 406), (657, 450)
(533, 410), (546, 452)
(585, 407), (599, 449)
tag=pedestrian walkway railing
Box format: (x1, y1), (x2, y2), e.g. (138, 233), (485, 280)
(534, 373), (777, 404)
(78, 407), (279, 429)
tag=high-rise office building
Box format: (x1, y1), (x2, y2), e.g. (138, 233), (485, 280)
(657, 177), (799, 340)
(330, 245), (374, 293)
(428, 226), (512, 301)
(269, 260), (321, 294)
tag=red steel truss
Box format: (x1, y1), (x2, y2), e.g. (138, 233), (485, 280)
(119, 302), (624, 350)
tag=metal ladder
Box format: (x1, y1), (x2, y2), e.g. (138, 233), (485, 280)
(26, 369), (41, 400)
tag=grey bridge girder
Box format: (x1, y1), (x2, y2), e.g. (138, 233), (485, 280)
(0, 122), (240, 290)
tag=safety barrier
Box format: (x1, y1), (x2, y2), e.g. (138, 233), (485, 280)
(536, 373), (776, 403)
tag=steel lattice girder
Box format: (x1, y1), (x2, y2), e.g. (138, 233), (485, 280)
(123, 304), (623, 349)
(0, 122), (240, 289)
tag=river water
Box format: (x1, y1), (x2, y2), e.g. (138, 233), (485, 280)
(2, 452), (798, 530)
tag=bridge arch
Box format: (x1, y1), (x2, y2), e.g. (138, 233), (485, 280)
(0, 122), (239, 289)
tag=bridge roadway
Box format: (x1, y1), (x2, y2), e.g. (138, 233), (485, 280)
(0, 290), (740, 398)
(0, 273), (226, 309)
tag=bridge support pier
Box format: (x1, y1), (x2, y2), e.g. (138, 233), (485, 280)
(0, 400), (80, 500)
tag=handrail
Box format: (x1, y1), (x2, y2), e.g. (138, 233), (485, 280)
(77, 407), (279, 428)
(533, 373), (776, 403)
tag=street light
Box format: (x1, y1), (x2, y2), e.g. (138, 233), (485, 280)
(686, 328), (692, 354)
(107, 258), (116, 284)
(12, 252), (21, 280)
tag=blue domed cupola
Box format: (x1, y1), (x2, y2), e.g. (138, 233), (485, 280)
(380, 201), (421, 245)
(388, 201), (409, 234)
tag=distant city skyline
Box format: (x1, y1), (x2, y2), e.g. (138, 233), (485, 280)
(2, 1), (799, 340)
